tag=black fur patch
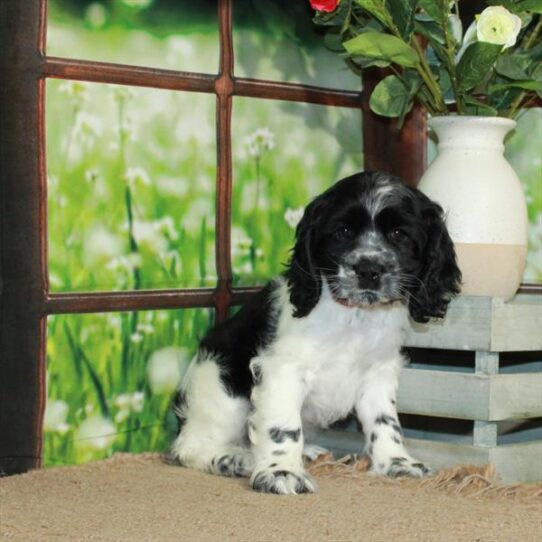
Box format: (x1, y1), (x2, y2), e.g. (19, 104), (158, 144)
(375, 414), (397, 426)
(198, 281), (281, 398)
(269, 427), (301, 444)
(272, 450), (287, 456)
(252, 470), (312, 495)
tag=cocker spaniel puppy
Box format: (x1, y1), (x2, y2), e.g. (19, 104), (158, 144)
(172, 171), (461, 494)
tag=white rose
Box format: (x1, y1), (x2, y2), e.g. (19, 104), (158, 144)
(476, 6), (522, 49)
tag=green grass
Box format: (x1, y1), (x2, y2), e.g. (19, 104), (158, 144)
(44, 12), (362, 465)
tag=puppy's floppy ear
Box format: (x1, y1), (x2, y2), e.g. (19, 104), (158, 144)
(285, 194), (329, 318)
(408, 194), (462, 323)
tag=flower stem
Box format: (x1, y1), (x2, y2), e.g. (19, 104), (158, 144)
(442, 12), (466, 114)
(411, 39), (448, 114)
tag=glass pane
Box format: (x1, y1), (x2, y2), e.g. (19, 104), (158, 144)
(505, 108), (542, 284)
(47, 0), (219, 73)
(44, 308), (213, 466)
(233, 0), (361, 91)
(231, 97), (363, 286)
(47, 80), (217, 291)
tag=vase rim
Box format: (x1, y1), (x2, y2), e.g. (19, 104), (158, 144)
(429, 115), (517, 128)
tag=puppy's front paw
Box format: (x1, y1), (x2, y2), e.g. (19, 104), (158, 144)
(374, 456), (433, 478)
(251, 465), (316, 495)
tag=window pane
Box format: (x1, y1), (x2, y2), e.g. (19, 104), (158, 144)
(231, 97), (363, 286)
(47, 0), (219, 73)
(233, 0), (361, 91)
(47, 80), (216, 291)
(44, 308), (212, 466)
(505, 108), (542, 284)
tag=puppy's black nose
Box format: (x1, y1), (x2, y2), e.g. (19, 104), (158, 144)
(355, 261), (384, 289)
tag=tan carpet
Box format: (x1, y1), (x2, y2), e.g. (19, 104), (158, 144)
(1, 454), (541, 542)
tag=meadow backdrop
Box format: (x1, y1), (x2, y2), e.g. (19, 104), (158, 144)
(44, 0), (541, 466)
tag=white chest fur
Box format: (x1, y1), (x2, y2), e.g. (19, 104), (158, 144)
(262, 280), (409, 428)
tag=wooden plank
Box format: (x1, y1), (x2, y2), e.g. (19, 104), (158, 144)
(489, 373), (542, 420)
(397, 368), (490, 420)
(405, 294), (542, 352)
(398, 368), (542, 421)
(490, 441), (542, 484)
(406, 296), (494, 351)
(491, 296), (542, 351)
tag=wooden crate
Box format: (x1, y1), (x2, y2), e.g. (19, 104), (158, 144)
(315, 295), (542, 484)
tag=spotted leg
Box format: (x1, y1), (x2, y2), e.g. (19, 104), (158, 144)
(356, 361), (432, 478)
(248, 359), (316, 495)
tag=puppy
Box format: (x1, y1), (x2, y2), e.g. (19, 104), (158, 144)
(171, 171), (461, 494)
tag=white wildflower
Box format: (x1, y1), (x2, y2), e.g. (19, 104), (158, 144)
(156, 216), (179, 241)
(85, 169), (100, 183)
(231, 226), (253, 256)
(106, 253), (142, 273)
(58, 81), (88, 105)
(128, 220), (168, 252)
(476, 6), (522, 49)
(131, 391), (145, 412)
(125, 166), (151, 188)
(75, 416), (116, 450)
(84, 226), (122, 265)
(284, 207), (305, 229)
(130, 332), (143, 344)
(43, 400), (70, 434)
(74, 111), (103, 142)
(110, 85), (135, 103)
(156, 177), (189, 198)
(85, 3), (107, 28)
(113, 391), (144, 423)
(147, 346), (190, 394)
(244, 127), (276, 158)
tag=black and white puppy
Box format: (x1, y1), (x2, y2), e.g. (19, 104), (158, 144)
(172, 171), (461, 494)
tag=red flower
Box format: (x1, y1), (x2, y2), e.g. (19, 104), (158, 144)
(310, 0), (339, 13)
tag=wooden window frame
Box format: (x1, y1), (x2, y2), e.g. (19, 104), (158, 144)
(0, 0), (538, 475)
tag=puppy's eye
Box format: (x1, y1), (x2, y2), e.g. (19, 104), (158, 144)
(388, 228), (407, 242)
(333, 226), (353, 241)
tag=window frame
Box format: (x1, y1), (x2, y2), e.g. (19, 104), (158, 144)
(1, 0), (539, 475)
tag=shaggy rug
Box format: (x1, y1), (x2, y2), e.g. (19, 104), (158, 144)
(1, 454), (541, 542)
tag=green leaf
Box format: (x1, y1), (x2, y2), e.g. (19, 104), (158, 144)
(414, 18), (446, 45)
(387, 0), (418, 39)
(369, 74), (414, 117)
(353, 56), (392, 68)
(418, 0), (449, 23)
(457, 42), (503, 91)
(463, 96), (499, 116)
(489, 0), (542, 14)
(495, 54), (532, 80)
(489, 79), (542, 92)
(354, 0), (393, 28)
(343, 32), (419, 67)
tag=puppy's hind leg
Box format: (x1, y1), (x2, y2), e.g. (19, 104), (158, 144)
(171, 357), (253, 477)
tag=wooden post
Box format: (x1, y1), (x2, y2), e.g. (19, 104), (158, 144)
(362, 70), (427, 187)
(0, 0), (48, 475)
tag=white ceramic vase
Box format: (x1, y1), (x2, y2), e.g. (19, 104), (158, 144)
(418, 116), (528, 300)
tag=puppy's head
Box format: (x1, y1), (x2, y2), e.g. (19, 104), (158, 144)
(285, 171), (461, 323)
